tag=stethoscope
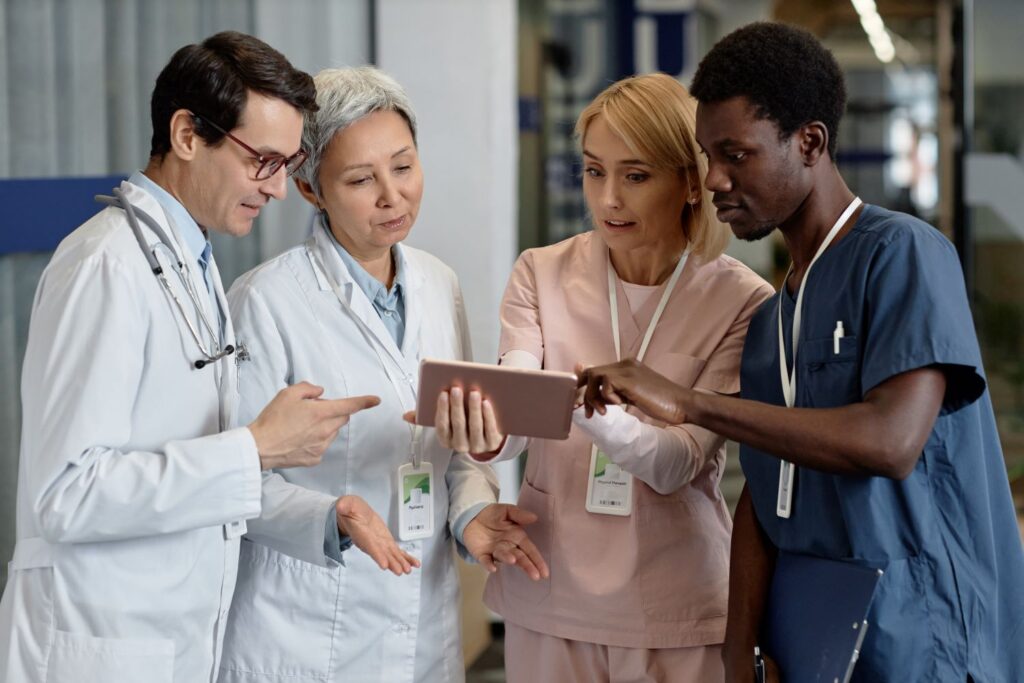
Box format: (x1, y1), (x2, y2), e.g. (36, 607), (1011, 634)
(95, 188), (243, 369)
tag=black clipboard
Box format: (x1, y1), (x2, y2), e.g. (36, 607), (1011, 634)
(764, 551), (883, 683)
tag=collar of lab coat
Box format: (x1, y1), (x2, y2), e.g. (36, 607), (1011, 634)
(307, 220), (425, 371)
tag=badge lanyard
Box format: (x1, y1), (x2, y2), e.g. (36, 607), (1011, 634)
(774, 197), (861, 518)
(585, 248), (689, 516)
(308, 243), (433, 541)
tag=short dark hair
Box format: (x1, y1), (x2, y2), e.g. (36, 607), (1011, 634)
(149, 31), (317, 158)
(690, 22), (846, 160)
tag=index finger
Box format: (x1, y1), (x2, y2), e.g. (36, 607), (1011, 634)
(319, 394), (381, 417)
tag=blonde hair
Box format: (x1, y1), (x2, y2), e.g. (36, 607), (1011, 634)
(575, 73), (729, 260)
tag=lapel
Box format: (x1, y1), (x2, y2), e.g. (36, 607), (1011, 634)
(395, 244), (424, 363)
(308, 224), (412, 373)
(207, 255), (238, 427)
(121, 181), (220, 348)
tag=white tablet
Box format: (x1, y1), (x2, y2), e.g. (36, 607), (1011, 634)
(416, 358), (576, 440)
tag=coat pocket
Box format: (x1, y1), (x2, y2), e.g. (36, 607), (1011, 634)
(218, 540), (341, 680)
(47, 630), (174, 683)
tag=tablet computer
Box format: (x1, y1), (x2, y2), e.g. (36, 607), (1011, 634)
(416, 358), (577, 440)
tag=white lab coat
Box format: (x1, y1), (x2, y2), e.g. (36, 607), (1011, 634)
(217, 225), (498, 683)
(0, 180), (262, 683)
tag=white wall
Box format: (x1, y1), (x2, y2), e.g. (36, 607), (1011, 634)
(376, 0), (520, 500)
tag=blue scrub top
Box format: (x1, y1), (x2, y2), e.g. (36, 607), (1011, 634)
(739, 205), (1024, 682)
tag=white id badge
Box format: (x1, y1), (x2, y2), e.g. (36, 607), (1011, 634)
(397, 461), (434, 541)
(585, 445), (633, 516)
(776, 460), (795, 518)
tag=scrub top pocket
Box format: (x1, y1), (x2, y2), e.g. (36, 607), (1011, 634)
(802, 334), (861, 406)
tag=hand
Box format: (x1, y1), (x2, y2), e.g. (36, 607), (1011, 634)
(463, 503), (549, 580)
(336, 495), (420, 576)
(575, 360), (689, 424)
(409, 387), (505, 458)
(249, 382), (380, 470)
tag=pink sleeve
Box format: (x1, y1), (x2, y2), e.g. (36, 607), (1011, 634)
(498, 250), (545, 363)
(695, 281), (775, 395)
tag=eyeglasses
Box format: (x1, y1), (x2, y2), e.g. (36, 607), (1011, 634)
(192, 112), (308, 180)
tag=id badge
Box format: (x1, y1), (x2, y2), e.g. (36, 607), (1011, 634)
(585, 445), (633, 516)
(776, 460), (795, 518)
(397, 461), (434, 541)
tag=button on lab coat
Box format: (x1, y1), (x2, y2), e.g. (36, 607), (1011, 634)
(0, 180), (263, 683)
(217, 225), (498, 683)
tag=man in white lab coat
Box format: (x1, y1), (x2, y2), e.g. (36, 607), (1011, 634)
(0, 31), (380, 683)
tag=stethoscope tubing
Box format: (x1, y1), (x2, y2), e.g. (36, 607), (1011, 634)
(95, 189), (236, 369)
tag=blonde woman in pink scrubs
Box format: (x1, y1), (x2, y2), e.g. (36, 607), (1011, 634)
(433, 74), (773, 681)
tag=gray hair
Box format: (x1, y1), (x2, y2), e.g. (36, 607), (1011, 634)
(296, 66), (418, 197)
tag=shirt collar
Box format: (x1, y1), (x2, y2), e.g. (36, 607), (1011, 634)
(325, 224), (404, 307)
(129, 170), (210, 265)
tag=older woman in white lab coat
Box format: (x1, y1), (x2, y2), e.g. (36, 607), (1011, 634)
(217, 67), (544, 683)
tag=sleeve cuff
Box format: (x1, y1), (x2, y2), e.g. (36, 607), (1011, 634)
(451, 501), (490, 562)
(322, 502), (351, 565)
(227, 426), (263, 520)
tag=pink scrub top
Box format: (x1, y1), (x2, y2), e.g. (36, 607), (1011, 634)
(483, 231), (774, 649)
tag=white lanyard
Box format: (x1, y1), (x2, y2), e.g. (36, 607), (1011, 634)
(307, 245), (424, 466)
(586, 248), (688, 518)
(607, 248), (689, 363)
(774, 196), (861, 518)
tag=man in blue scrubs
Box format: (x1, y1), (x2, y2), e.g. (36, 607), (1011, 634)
(577, 22), (1024, 683)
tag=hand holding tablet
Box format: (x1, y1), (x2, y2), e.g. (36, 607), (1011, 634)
(415, 359), (577, 441)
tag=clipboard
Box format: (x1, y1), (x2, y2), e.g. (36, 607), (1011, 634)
(764, 551), (883, 683)
(416, 358), (577, 440)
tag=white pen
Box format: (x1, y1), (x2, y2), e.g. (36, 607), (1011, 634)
(833, 320), (845, 354)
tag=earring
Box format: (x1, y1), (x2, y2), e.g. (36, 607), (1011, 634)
(687, 196), (699, 205)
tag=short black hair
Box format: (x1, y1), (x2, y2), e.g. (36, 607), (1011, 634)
(690, 22), (846, 160)
(149, 31), (317, 158)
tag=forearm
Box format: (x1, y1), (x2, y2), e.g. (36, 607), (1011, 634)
(684, 386), (929, 479)
(34, 429), (261, 543)
(723, 486), (776, 681)
(575, 406), (721, 494)
(244, 473), (341, 566)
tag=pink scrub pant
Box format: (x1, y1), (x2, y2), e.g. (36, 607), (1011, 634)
(504, 623), (724, 683)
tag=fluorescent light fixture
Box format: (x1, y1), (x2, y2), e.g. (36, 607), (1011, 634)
(851, 0), (896, 63)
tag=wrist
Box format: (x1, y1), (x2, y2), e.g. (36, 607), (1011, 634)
(676, 386), (702, 424)
(470, 435), (506, 461)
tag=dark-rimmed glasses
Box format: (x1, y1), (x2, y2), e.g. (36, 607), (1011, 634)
(192, 112), (308, 180)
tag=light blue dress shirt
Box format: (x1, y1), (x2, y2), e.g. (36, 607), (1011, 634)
(328, 230), (407, 348)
